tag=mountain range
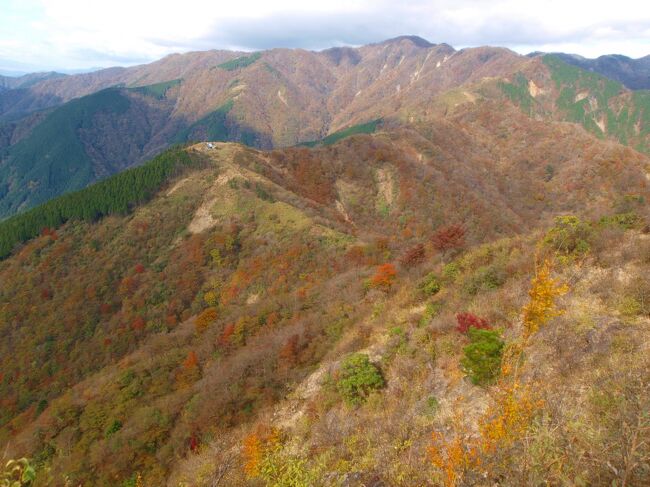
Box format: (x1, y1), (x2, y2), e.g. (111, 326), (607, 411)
(0, 36), (649, 486)
(547, 52), (650, 90)
(0, 36), (648, 219)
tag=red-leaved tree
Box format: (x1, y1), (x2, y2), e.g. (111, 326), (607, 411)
(456, 312), (491, 334)
(431, 224), (466, 253)
(399, 243), (426, 268)
(370, 263), (397, 290)
(218, 323), (236, 347)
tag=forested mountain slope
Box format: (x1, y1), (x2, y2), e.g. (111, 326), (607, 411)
(548, 52), (650, 90)
(1, 94), (649, 484)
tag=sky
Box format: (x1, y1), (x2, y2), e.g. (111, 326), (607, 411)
(1, 0), (649, 74)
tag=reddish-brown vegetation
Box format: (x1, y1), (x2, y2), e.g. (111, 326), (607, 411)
(399, 243), (426, 268)
(456, 312), (491, 334)
(431, 224), (466, 253)
(370, 263), (398, 289)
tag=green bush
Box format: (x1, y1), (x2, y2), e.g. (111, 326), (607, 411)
(460, 328), (504, 385)
(598, 212), (642, 230)
(424, 395), (440, 416)
(105, 419), (123, 438)
(442, 262), (460, 281)
(336, 353), (385, 406)
(463, 264), (507, 295)
(1, 458), (36, 486)
(259, 449), (319, 487)
(420, 272), (441, 296)
(419, 301), (443, 327)
(544, 215), (591, 257)
(389, 326), (405, 337)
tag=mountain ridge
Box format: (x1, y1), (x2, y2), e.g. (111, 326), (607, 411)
(544, 52), (650, 90)
(0, 37), (648, 222)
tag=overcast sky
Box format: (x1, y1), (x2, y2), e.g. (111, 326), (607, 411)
(1, 0), (649, 73)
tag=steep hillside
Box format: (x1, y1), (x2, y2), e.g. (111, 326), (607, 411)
(473, 55), (650, 154)
(0, 87), (183, 217)
(548, 52), (650, 90)
(0, 100), (648, 485)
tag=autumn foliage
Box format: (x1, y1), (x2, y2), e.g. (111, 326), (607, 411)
(242, 426), (281, 478)
(278, 334), (300, 366)
(522, 260), (568, 337)
(399, 243), (425, 268)
(429, 382), (543, 486)
(428, 430), (474, 487)
(131, 316), (146, 331)
(195, 307), (218, 333)
(189, 434), (199, 452)
(183, 351), (198, 370)
(40, 227), (58, 240)
(431, 224), (466, 253)
(478, 382), (543, 453)
(429, 258), (562, 485)
(369, 263), (397, 289)
(455, 312), (491, 334)
(218, 323), (236, 347)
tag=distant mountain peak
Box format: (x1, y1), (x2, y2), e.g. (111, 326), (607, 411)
(380, 35), (435, 48)
(320, 46), (362, 66)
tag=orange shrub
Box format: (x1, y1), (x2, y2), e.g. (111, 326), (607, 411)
(428, 432), (474, 487)
(243, 433), (263, 477)
(183, 351), (198, 370)
(478, 382), (543, 453)
(218, 323), (236, 347)
(428, 383), (542, 485)
(370, 263), (397, 289)
(242, 427), (281, 478)
(196, 307), (218, 333)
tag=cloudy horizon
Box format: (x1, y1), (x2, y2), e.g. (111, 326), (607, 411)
(1, 0), (649, 74)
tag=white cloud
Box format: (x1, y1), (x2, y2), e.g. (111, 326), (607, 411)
(0, 0), (648, 71)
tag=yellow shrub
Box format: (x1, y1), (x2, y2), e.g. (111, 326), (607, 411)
(203, 290), (219, 306)
(522, 260), (568, 338)
(478, 382), (544, 453)
(428, 382), (542, 485)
